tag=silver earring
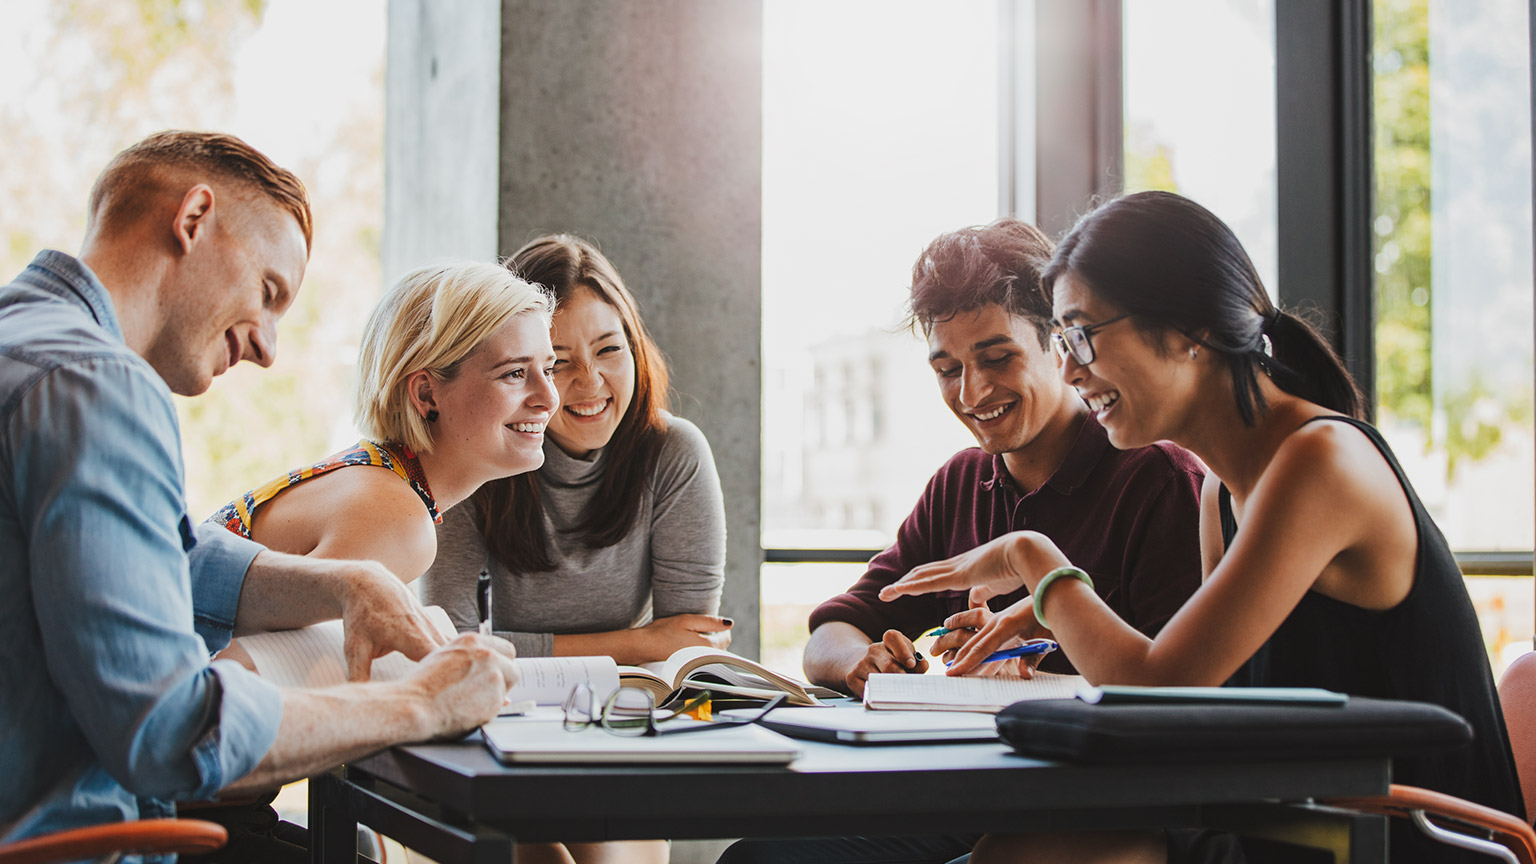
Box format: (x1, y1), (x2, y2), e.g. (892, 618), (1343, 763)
(1188, 347), (1198, 360)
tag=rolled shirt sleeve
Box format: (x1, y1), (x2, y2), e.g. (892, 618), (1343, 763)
(189, 522), (264, 654)
(12, 358), (280, 804)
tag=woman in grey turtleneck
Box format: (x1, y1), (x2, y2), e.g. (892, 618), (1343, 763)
(420, 235), (728, 864)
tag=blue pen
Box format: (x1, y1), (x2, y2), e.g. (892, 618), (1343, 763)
(946, 639), (1058, 667)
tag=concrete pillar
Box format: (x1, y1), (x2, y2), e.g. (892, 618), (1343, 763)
(383, 0), (502, 284)
(387, 0), (765, 658)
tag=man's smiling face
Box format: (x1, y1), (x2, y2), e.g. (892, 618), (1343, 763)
(926, 303), (1071, 456)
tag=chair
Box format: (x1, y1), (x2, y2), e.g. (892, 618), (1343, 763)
(0, 818), (227, 864)
(1325, 649), (1536, 863)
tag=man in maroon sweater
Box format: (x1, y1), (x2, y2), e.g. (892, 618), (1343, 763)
(718, 220), (1207, 864)
(802, 218), (1206, 697)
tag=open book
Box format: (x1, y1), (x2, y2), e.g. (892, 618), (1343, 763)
(234, 607), (619, 708)
(234, 615), (832, 708)
(863, 671), (1085, 712)
(620, 646), (838, 707)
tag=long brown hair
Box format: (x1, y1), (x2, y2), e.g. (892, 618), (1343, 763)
(476, 235), (671, 571)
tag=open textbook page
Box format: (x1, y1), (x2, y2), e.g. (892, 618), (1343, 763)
(863, 671), (1085, 712)
(618, 646), (839, 707)
(235, 607), (619, 705)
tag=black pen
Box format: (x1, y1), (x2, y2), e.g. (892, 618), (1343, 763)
(476, 568), (492, 636)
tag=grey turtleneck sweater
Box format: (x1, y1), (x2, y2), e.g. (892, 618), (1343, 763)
(420, 412), (726, 657)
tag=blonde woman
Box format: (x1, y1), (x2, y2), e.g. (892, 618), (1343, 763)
(195, 261), (556, 860)
(210, 260), (558, 581)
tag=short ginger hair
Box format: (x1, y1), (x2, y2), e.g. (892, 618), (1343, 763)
(87, 130), (313, 251)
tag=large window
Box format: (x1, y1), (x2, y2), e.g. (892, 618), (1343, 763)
(1372, 0), (1534, 671)
(0, 0), (386, 521)
(1122, 0), (1277, 290)
(760, 0), (1003, 671)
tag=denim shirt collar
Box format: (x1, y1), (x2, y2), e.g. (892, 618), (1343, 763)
(21, 250), (124, 343)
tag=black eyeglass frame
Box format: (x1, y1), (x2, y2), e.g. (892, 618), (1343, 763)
(563, 684), (789, 737)
(1051, 313), (1133, 366)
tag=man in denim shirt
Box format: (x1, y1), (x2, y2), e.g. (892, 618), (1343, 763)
(0, 132), (520, 856)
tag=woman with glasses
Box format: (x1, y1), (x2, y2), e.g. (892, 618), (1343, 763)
(881, 191), (1521, 863)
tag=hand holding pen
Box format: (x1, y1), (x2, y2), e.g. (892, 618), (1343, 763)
(938, 594), (1053, 677)
(922, 599), (1053, 678)
(945, 638), (1056, 668)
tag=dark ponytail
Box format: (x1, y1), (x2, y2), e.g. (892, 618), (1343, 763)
(1042, 191), (1363, 425)
(1262, 309), (1364, 420)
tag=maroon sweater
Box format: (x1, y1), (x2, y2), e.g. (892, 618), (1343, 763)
(809, 416), (1205, 673)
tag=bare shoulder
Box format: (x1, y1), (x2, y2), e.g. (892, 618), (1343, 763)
(1268, 417), (1391, 489)
(1253, 417), (1417, 607)
(1253, 415), (1412, 548)
(255, 465), (439, 579)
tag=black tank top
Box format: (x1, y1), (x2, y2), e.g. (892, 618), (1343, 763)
(1220, 416), (1523, 858)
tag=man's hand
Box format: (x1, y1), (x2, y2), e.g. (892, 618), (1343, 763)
(225, 632), (521, 793)
(235, 550), (448, 677)
(338, 563), (447, 681)
(408, 633), (521, 738)
(844, 630), (929, 698)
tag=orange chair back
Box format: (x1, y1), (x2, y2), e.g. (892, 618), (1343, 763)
(1500, 648), (1536, 824)
(0, 818), (226, 864)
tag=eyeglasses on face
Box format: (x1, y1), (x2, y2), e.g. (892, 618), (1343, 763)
(562, 683), (787, 737)
(1050, 313), (1132, 366)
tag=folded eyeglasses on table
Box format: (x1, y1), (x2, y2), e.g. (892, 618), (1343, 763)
(562, 682), (788, 737)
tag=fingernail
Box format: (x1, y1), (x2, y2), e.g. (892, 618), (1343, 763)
(721, 617), (734, 626)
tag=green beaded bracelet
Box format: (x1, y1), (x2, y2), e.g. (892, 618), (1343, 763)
(1032, 566), (1093, 631)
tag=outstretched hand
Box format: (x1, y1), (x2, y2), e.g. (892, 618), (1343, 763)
(879, 531), (1067, 606)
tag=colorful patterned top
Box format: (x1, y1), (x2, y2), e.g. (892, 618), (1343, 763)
(208, 439), (441, 540)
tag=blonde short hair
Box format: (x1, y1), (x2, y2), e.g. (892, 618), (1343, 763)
(355, 261), (554, 453)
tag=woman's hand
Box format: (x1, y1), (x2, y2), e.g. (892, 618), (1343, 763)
(932, 600), (1046, 678)
(941, 597), (1047, 677)
(878, 531), (1069, 607)
(634, 613), (733, 661)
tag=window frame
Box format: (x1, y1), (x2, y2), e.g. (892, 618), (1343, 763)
(762, 0), (1535, 576)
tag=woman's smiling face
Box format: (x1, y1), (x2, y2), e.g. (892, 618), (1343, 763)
(1052, 272), (1202, 449)
(545, 286), (636, 458)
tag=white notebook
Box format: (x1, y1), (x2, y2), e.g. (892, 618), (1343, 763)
(480, 719), (802, 764)
(863, 672), (1084, 712)
(235, 608), (619, 706)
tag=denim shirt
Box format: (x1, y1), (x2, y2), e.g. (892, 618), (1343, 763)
(0, 252), (282, 854)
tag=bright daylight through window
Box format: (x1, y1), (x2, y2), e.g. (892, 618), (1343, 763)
(760, 0), (1001, 672)
(1371, 0), (1534, 672)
